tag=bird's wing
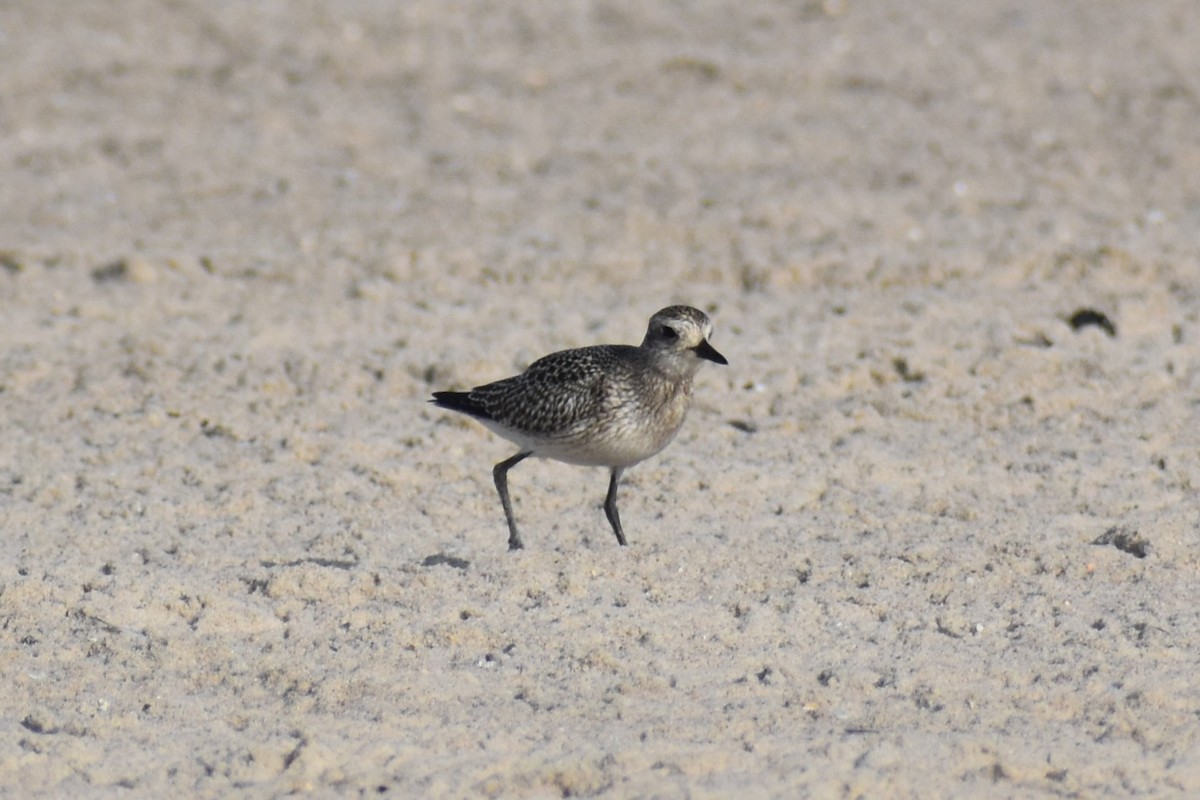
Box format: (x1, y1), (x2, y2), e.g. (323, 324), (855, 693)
(470, 346), (633, 435)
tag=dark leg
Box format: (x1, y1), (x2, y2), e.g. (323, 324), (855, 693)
(604, 467), (628, 546)
(494, 451), (532, 551)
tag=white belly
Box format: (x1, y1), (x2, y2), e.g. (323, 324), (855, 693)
(479, 398), (689, 468)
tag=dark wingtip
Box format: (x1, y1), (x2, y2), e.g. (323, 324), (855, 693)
(431, 390), (492, 420)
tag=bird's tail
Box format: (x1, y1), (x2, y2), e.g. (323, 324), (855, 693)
(430, 390), (492, 420)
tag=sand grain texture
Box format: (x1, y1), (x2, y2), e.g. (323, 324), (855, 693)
(2, 1), (1199, 797)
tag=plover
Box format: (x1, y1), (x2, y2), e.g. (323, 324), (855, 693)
(432, 305), (728, 549)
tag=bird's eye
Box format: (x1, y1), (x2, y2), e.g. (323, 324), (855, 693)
(659, 325), (678, 340)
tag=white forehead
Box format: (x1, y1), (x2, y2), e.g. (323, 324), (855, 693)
(652, 306), (711, 333)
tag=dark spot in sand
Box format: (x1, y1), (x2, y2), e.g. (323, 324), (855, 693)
(1067, 308), (1116, 337)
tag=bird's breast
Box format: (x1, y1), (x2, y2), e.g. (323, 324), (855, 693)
(541, 375), (693, 467)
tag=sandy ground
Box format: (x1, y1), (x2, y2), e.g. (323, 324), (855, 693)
(3, 0), (1200, 796)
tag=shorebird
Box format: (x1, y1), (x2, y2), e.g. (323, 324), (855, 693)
(431, 305), (727, 549)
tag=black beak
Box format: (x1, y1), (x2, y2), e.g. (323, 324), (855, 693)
(694, 338), (728, 365)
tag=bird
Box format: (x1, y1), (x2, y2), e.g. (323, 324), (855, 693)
(431, 305), (728, 549)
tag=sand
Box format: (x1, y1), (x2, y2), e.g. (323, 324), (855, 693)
(3, 0), (1199, 796)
